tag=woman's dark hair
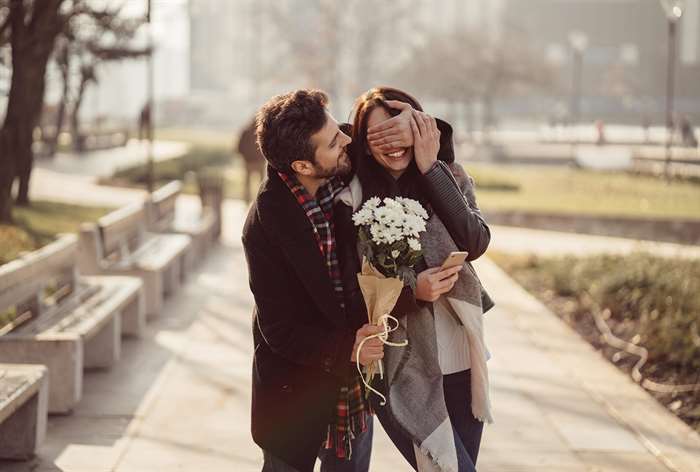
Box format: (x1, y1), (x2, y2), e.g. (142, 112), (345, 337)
(349, 87), (429, 209)
(255, 89), (328, 173)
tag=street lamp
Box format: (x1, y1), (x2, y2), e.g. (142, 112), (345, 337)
(660, 0), (684, 179)
(146, 0), (155, 193)
(568, 31), (588, 139)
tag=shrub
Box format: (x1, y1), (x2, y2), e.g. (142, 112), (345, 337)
(493, 252), (700, 371)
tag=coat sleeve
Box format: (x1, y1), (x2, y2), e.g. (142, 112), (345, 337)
(243, 233), (356, 380)
(420, 160), (491, 261)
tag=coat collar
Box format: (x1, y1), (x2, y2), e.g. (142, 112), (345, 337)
(256, 168), (346, 326)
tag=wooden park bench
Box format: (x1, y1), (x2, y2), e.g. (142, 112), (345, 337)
(146, 180), (218, 265)
(0, 364), (48, 459)
(78, 202), (191, 318)
(0, 235), (144, 413)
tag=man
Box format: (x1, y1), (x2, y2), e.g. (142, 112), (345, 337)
(242, 90), (393, 472)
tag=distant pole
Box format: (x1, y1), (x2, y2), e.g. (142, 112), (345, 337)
(568, 31), (588, 144)
(660, 0), (684, 180)
(146, 0), (155, 193)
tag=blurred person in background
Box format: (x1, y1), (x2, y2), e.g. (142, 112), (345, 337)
(237, 118), (267, 203)
(680, 116), (698, 148)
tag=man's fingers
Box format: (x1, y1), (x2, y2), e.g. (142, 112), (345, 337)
(358, 324), (385, 337)
(367, 111), (405, 134)
(370, 135), (401, 147)
(368, 127), (399, 141)
(376, 142), (404, 152)
(384, 100), (412, 111)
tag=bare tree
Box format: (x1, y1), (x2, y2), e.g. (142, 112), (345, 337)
(393, 23), (557, 135)
(48, 5), (147, 155)
(0, 0), (66, 219)
(0, 0), (146, 220)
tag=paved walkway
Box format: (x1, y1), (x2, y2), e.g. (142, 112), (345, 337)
(1, 195), (698, 471)
(489, 224), (700, 260)
(35, 140), (189, 178)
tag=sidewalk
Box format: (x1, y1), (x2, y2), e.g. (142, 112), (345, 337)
(35, 140), (189, 178)
(2, 199), (698, 471)
(489, 224), (700, 259)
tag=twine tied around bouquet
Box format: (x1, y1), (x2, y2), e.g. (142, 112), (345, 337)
(355, 313), (408, 406)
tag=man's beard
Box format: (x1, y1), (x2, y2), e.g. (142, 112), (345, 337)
(312, 154), (351, 179)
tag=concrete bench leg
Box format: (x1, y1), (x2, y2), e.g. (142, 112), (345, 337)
(121, 291), (146, 338)
(0, 374), (48, 460)
(142, 270), (163, 319)
(84, 314), (121, 369)
(0, 337), (82, 414)
(179, 252), (189, 283)
(163, 260), (180, 297)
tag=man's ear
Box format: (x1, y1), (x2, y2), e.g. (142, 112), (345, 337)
(290, 160), (314, 176)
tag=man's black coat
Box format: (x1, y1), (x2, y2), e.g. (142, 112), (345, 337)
(242, 170), (361, 472)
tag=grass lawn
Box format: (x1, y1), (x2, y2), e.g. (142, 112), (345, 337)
(124, 129), (700, 220)
(0, 201), (113, 266)
(464, 162), (700, 220)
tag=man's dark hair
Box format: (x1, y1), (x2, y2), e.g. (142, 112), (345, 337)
(255, 89), (329, 173)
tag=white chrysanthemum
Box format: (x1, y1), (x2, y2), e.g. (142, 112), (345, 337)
(383, 198), (404, 211)
(374, 206), (403, 227)
(369, 223), (388, 244)
(408, 238), (421, 251)
(399, 197), (428, 220)
(402, 214), (427, 237)
(384, 226), (403, 244)
(391, 250), (400, 258)
(352, 208), (373, 226)
(364, 197), (381, 210)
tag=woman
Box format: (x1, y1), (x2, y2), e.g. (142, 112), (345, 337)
(335, 87), (494, 471)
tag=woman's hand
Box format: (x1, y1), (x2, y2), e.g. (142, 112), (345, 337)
(415, 265), (461, 302)
(367, 100), (414, 151)
(411, 111), (440, 174)
(351, 323), (385, 366)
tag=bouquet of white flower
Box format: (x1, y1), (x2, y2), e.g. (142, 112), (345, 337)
(352, 197), (429, 403)
(353, 196), (428, 286)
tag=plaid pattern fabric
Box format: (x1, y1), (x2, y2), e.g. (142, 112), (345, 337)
(278, 171), (370, 460)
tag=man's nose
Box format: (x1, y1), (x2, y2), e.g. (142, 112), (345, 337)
(342, 132), (352, 146)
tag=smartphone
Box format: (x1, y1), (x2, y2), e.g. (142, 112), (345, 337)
(440, 251), (469, 270)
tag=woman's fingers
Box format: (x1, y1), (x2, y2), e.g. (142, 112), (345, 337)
(430, 116), (439, 136)
(429, 265), (461, 283)
(414, 110), (428, 137)
(410, 114), (421, 139)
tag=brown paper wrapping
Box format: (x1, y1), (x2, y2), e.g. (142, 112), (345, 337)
(356, 258), (404, 382)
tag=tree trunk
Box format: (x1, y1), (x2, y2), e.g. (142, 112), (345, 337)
(0, 129), (17, 222)
(47, 48), (70, 158)
(71, 74), (88, 153)
(0, 0), (65, 217)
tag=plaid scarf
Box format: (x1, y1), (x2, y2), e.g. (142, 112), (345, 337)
(278, 171), (370, 460)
